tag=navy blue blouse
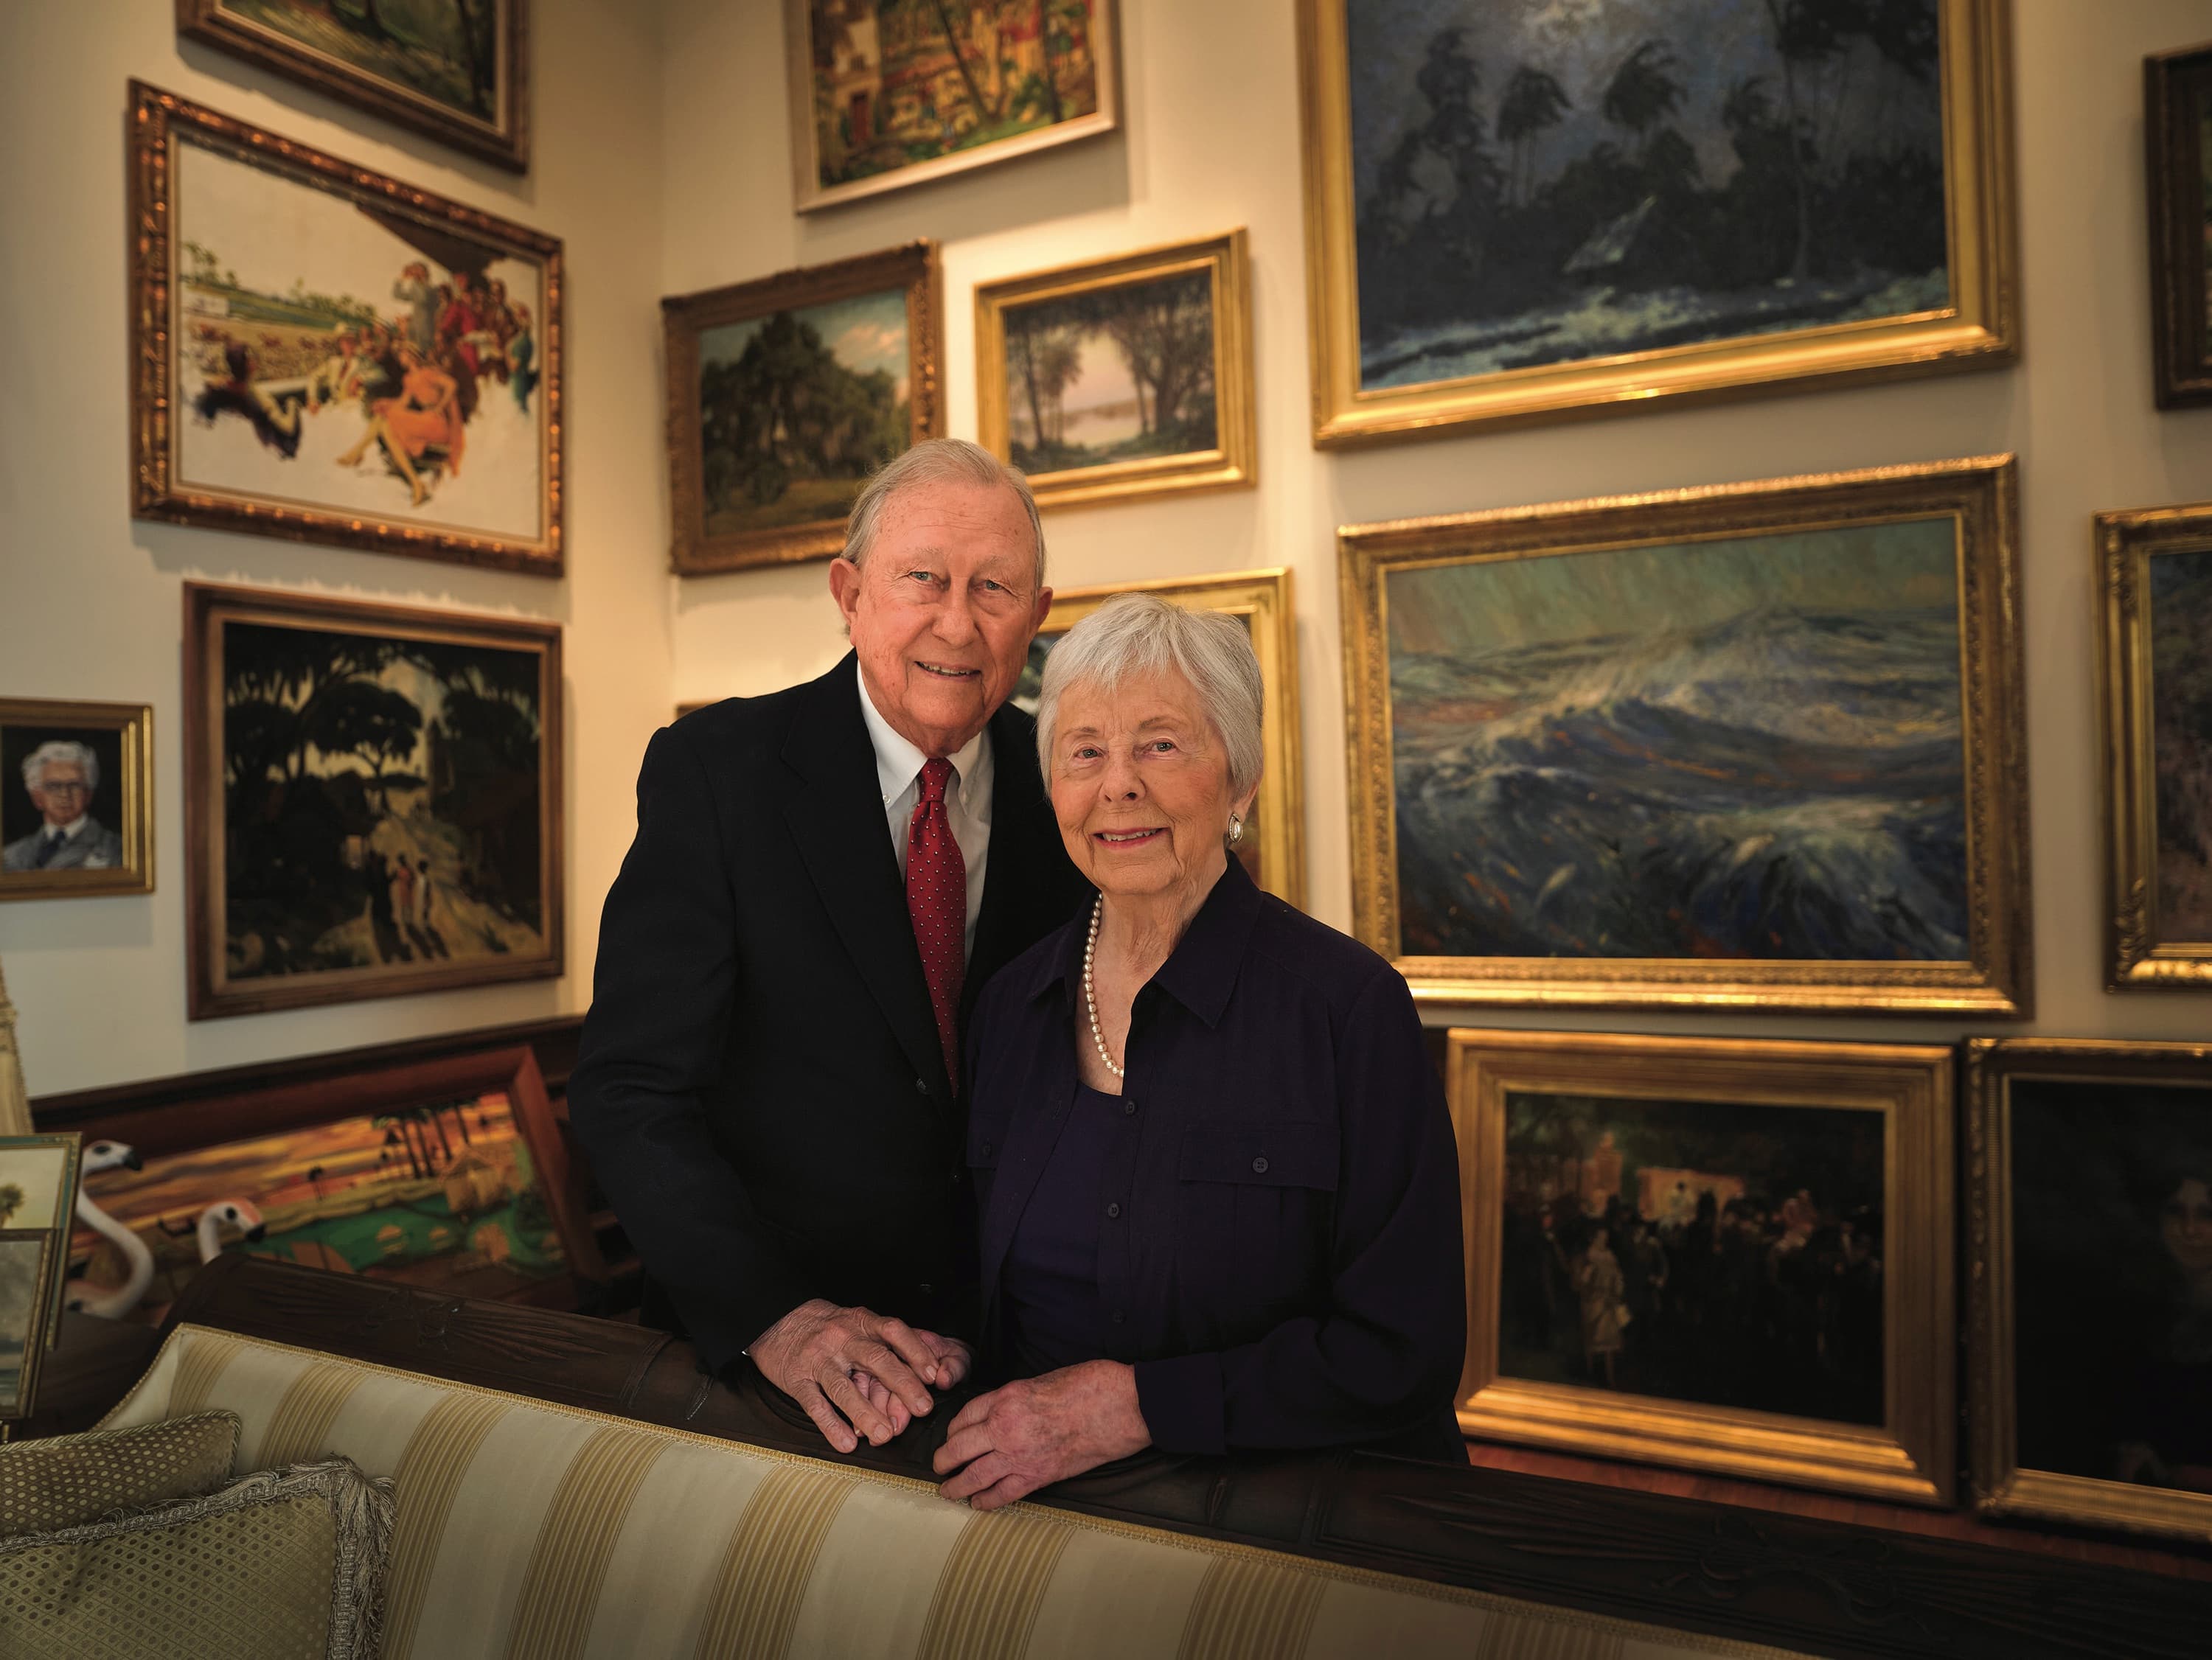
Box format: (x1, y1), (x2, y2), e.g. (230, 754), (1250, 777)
(964, 856), (1467, 1460)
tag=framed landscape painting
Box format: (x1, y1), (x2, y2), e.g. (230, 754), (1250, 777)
(1296, 0), (2017, 445)
(184, 584), (563, 1021)
(1450, 1029), (1954, 1504)
(1012, 569), (1303, 906)
(664, 242), (942, 574)
(1968, 1039), (2212, 1541)
(2147, 41), (2212, 408)
(0, 1134), (83, 1349)
(2098, 502), (2212, 988)
(130, 83), (563, 575)
(0, 700), (154, 904)
(787, 1), (1120, 212)
(178, 0), (529, 172)
(975, 230), (1257, 510)
(1340, 456), (2031, 1014)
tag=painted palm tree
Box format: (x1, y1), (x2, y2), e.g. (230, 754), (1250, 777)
(1496, 65), (1570, 209)
(1601, 40), (1685, 164)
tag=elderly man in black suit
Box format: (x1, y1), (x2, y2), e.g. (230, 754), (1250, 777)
(569, 439), (1089, 1454)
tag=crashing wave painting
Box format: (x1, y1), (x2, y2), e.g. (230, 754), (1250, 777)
(1385, 520), (1966, 961)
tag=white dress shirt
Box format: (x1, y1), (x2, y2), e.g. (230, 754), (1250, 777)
(856, 660), (992, 959)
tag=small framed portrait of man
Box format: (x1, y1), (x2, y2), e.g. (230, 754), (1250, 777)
(0, 700), (154, 902)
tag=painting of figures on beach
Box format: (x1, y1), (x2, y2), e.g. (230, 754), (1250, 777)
(1348, 0), (1947, 391)
(796, 1), (1115, 207)
(1002, 269), (1215, 475)
(69, 1092), (565, 1325)
(1501, 1089), (1885, 1424)
(2152, 551), (2212, 944)
(1385, 518), (1966, 962)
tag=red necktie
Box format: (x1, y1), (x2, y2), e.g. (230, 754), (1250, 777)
(906, 757), (966, 1092)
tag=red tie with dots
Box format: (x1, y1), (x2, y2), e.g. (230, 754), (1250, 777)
(906, 757), (966, 1092)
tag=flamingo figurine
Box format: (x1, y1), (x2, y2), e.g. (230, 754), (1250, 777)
(195, 1199), (267, 1263)
(69, 1140), (156, 1320)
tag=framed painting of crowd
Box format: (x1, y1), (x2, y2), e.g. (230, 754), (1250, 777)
(975, 231), (1256, 510)
(2098, 501), (2212, 988)
(787, 1), (1121, 212)
(183, 584), (563, 1021)
(664, 242), (943, 575)
(0, 700), (155, 904)
(1295, 0), (2017, 446)
(1448, 1029), (1955, 1504)
(2146, 41), (2212, 408)
(129, 83), (563, 576)
(1338, 456), (2032, 1014)
(1967, 1039), (2212, 1542)
(1012, 569), (1303, 907)
(177, 0), (531, 172)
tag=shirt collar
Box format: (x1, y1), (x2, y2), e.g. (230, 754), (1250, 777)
(1026, 853), (1263, 1030)
(46, 813), (88, 842)
(855, 658), (987, 806)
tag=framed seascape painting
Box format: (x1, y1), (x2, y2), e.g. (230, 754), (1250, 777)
(664, 242), (942, 574)
(787, 1), (1120, 212)
(0, 700), (154, 903)
(129, 83), (563, 576)
(0, 1231), (58, 1424)
(975, 230), (1257, 510)
(183, 584), (563, 1021)
(1449, 1029), (1954, 1504)
(2146, 41), (2212, 408)
(2098, 502), (2212, 988)
(1296, 0), (2017, 446)
(0, 1134), (83, 1352)
(1012, 569), (1304, 906)
(1968, 1039), (2212, 1541)
(178, 0), (530, 172)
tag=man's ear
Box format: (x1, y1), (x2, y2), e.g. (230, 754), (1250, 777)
(829, 558), (862, 622)
(1029, 585), (1054, 634)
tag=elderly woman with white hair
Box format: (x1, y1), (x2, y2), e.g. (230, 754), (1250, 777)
(929, 593), (1466, 1510)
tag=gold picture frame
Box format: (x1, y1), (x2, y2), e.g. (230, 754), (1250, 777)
(0, 1133), (83, 1352)
(1449, 1028), (1955, 1504)
(664, 241), (944, 576)
(2098, 501), (2212, 987)
(786, 1), (1121, 213)
(1295, 0), (2019, 448)
(0, 700), (156, 904)
(1016, 569), (1303, 907)
(975, 231), (1256, 510)
(1966, 1037), (2212, 1542)
(1340, 456), (2031, 1014)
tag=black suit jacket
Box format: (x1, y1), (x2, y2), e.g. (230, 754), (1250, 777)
(568, 655), (1089, 1373)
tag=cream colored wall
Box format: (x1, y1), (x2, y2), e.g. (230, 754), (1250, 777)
(0, 0), (673, 1095)
(663, 0), (2212, 1049)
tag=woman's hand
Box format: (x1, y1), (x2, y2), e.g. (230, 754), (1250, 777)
(849, 1333), (974, 1437)
(931, 1360), (1150, 1510)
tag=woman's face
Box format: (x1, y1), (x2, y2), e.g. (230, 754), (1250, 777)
(2160, 1177), (2212, 1274)
(1048, 667), (1251, 903)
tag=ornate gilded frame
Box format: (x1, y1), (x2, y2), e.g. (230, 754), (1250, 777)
(0, 700), (156, 904)
(177, 0), (531, 173)
(1449, 1028), (1955, 1505)
(1295, 0), (2019, 448)
(664, 242), (943, 576)
(2146, 41), (2212, 408)
(1034, 569), (1303, 907)
(2098, 501), (2212, 987)
(1340, 456), (2031, 1015)
(975, 231), (1256, 510)
(786, 0), (1121, 213)
(128, 83), (564, 576)
(1966, 1036), (2212, 1542)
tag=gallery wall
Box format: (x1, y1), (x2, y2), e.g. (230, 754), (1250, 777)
(0, 0), (673, 1095)
(664, 0), (2212, 1049)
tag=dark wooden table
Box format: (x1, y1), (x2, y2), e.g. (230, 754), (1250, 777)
(12, 1310), (162, 1440)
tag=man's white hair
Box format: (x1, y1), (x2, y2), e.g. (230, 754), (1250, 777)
(842, 438), (1046, 589)
(1035, 593), (1265, 798)
(22, 740), (99, 793)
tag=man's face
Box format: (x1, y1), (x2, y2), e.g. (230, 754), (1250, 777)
(29, 761), (90, 829)
(830, 480), (1051, 758)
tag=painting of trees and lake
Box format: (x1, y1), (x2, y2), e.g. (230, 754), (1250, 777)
(213, 0), (505, 125)
(2152, 551), (2212, 943)
(1348, 0), (1948, 391)
(1002, 268), (1216, 475)
(1385, 519), (1967, 961)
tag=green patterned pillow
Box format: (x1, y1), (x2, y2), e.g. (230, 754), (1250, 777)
(0, 1457), (394, 1660)
(0, 1411), (240, 1535)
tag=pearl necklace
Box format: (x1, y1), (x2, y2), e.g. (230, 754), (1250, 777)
(1082, 896), (1124, 1080)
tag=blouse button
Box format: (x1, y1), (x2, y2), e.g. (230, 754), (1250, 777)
(1121, 1100), (1137, 1116)
(1106, 1202), (1121, 1219)
(1251, 1157), (1270, 1174)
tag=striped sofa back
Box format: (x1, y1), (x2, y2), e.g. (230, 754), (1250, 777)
(100, 1325), (1809, 1660)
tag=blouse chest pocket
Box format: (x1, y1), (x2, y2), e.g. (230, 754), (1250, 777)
(1175, 1122), (1338, 1330)
(1178, 1123), (1339, 1190)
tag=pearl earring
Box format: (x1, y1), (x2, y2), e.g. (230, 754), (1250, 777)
(1226, 815), (1244, 847)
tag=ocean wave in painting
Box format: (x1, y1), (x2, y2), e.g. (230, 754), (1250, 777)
(1392, 602), (1968, 960)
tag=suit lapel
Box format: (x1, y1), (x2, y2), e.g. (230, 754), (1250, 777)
(966, 700), (1070, 1015)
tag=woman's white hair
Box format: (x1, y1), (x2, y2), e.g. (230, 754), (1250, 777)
(843, 438), (1046, 589)
(21, 740), (98, 792)
(1035, 593), (1265, 798)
